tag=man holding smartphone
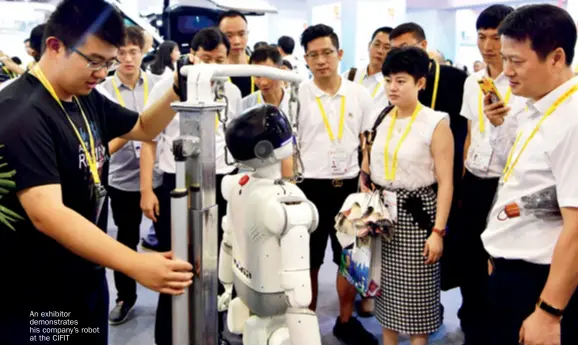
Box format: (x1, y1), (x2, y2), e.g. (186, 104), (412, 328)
(483, 5), (578, 345)
(456, 5), (525, 345)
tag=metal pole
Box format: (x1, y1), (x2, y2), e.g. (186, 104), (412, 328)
(171, 102), (224, 345)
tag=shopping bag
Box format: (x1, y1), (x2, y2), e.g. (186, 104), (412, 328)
(335, 191), (392, 297)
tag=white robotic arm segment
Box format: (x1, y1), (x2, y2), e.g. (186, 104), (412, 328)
(221, 174), (237, 203)
(262, 196), (319, 237)
(280, 225), (313, 308)
(181, 64), (304, 104)
(217, 215), (234, 312)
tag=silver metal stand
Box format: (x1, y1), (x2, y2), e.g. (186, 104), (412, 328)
(170, 101), (225, 345)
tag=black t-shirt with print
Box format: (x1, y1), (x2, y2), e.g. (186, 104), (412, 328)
(0, 73), (138, 285)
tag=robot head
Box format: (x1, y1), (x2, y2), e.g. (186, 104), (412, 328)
(225, 104), (294, 169)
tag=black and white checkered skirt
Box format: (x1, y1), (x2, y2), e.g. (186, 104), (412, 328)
(374, 185), (442, 334)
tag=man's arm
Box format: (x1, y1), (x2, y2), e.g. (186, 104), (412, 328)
(539, 207), (578, 310)
(463, 121), (471, 176)
(538, 121), (578, 311)
(124, 78), (180, 141)
(140, 140), (159, 221)
(109, 138), (128, 154)
(19, 184), (140, 274)
(18, 184), (192, 294)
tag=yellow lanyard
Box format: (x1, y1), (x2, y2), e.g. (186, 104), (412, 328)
(358, 72), (384, 98)
(316, 96), (346, 142)
(111, 72), (149, 109)
(430, 61), (440, 109)
(478, 86), (511, 133)
(32, 66), (100, 185)
(257, 91), (262, 104)
(502, 84), (578, 183)
(384, 103), (423, 180)
(2, 66), (15, 79)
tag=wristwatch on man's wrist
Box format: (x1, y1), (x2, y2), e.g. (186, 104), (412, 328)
(536, 298), (564, 318)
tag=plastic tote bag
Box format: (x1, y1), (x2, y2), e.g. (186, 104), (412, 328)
(334, 191), (393, 297)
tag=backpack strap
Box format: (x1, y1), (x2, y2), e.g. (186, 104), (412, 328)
(347, 67), (357, 82)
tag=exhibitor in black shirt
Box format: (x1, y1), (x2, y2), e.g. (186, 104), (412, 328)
(0, 72), (138, 344)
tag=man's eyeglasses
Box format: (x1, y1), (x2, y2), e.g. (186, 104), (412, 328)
(305, 49), (336, 61)
(72, 48), (120, 71)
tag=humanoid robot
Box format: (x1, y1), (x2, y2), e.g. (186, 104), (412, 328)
(216, 104), (322, 345)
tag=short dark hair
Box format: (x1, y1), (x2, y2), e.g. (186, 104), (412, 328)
(382, 46), (430, 81)
(476, 4), (514, 31)
(44, 0), (125, 50)
(300, 24), (339, 52)
(29, 24), (46, 60)
(24, 38), (30, 43)
(277, 36), (295, 55)
(390, 22), (426, 42)
(253, 41), (268, 51)
(499, 4), (576, 66)
(217, 10), (247, 26)
(282, 59), (293, 70)
(249, 46), (282, 66)
(371, 27), (393, 41)
(124, 26), (144, 50)
(190, 27), (231, 55)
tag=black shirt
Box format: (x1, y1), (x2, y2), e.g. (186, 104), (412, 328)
(419, 62), (468, 188)
(230, 76), (257, 98)
(0, 73), (138, 283)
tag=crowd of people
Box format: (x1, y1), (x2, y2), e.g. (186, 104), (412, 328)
(0, 1), (577, 345)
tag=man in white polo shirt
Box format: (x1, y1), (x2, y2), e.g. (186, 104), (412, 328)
(456, 5), (520, 345)
(342, 26), (392, 110)
(482, 4), (578, 345)
(99, 26), (164, 326)
(141, 27), (242, 345)
(242, 45), (294, 178)
(298, 24), (377, 345)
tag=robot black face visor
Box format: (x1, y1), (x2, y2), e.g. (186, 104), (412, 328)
(225, 104), (294, 165)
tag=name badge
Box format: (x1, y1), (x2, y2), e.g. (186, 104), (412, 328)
(329, 146), (348, 175)
(133, 141), (142, 159)
(94, 183), (107, 224)
(382, 190), (398, 223)
(470, 143), (493, 172)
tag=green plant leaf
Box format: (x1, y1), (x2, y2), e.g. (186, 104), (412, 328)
(0, 187), (9, 194)
(0, 205), (24, 220)
(0, 180), (15, 188)
(0, 170), (16, 179)
(0, 215), (16, 231)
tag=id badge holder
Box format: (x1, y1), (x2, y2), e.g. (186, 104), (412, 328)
(329, 144), (348, 175)
(133, 141), (142, 159)
(382, 190), (398, 223)
(94, 184), (107, 224)
(470, 143), (493, 172)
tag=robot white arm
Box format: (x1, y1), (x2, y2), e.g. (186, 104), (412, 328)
(261, 193), (323, 345)
(217, 174), (236, 312)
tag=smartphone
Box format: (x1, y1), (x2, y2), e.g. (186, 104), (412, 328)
(477, 77), (502, 104)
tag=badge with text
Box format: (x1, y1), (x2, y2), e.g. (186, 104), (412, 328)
(470, 143), (493, 172)
(133, 141), (142, 159)
(329, 147), (348, 175)
(94, 183), (107, 224)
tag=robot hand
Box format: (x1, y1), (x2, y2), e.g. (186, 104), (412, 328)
(217, 283), (233, 312)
